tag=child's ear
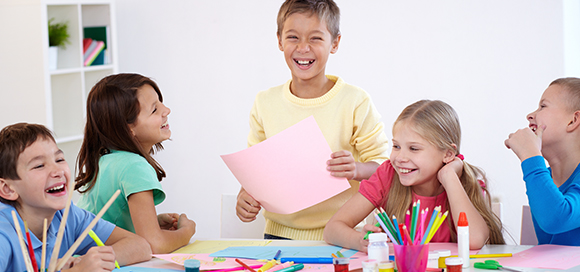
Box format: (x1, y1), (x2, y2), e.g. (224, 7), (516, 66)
(0, 178), (18, 201)
(566, 110), (580, 132)
(330, 34), (341, 54)
(442, 144), (458, 164)
(277, 33), (284, 51)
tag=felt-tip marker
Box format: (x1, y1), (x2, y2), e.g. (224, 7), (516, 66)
(89, 230), (120, 269)
(276, 264), (304, 272)
(279, 257), (333, 264)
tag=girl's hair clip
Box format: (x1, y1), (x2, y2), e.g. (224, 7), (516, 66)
(457, 154), (464, 160)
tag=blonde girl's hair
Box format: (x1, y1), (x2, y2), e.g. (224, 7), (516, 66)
(383, 100), (505, 244)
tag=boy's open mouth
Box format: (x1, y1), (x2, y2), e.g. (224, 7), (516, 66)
(529, 124), (537, 132)
(45, 184), (65, 194)
(161, 121), (169, 129)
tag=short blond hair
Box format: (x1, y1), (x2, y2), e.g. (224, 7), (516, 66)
(550, 77), (580, 112)
(277, 0), (340, 40)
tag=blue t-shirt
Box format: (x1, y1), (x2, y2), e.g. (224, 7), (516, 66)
(77, 150), (165, 233)
(0, 202), (115, 272)
(522, 156), (580, 245)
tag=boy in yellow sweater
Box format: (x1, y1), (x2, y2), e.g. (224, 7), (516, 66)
(235, 0), (389, 240)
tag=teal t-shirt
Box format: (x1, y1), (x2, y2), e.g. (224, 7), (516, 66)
(77, 150), (166, 233)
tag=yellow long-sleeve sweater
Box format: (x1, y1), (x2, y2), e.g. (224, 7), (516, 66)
(248, 75), (389, 240)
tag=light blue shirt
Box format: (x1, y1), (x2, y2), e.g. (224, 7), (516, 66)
(0, 202), (115, 272)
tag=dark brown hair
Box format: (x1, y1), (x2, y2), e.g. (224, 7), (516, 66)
(277, 0), (341, 40)
(75, 73), (166, 193)
(0, 123), (56, 205)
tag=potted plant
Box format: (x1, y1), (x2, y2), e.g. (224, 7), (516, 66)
(48, 18), (70, 70)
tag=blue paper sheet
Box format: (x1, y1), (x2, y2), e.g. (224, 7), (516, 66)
(209, 246), (357, 260)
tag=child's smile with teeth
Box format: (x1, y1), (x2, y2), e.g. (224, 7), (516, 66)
(295, 59), (314, 66)
(399, 168), (414, 174)
(46, 183), (65, 194)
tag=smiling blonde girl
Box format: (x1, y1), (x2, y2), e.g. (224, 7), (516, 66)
(324, 100), (504, 252)
(76, 73), (195, 253)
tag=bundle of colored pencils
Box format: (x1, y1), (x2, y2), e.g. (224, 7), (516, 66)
(11, 187), (121, 272)
(369, 200), (448, 245)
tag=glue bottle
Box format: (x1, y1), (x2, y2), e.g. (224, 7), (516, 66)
(457, 212), (469, 268)
(367, 233), (389, 263)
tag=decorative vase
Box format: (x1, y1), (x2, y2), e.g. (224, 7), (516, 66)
(48, 46), (58, 70)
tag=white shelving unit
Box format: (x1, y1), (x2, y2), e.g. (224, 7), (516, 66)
(0, 0), (118, 172)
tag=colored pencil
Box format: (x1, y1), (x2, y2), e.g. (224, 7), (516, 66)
(373, 212), (399, 245)
(236, 258), (257, 272)
(405, 210), (411, 230)
(24, 221), (39, 272)
(336, 251), (344, 258)
(421, 206), (440, 244)
(376, 209), (394, 236)
(378, 208), (398, 242)
(420, 208), (429, 242)
(11, 211), (34, 272)
(392, 215), (404, 246)
(402, 225), (413, 246)
(410, 202), (417, 241)
(426, 211), (448, 244)
(331, 253), (338, 258)
(41, 218), (47, 272)
(48, 177), (75, 272)
(56, 190), (121, 271)
(414, 200), (421, 241)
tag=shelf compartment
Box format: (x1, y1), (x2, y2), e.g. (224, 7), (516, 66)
(50, 72), (85, 140)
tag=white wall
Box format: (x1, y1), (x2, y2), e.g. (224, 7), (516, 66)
(113, 1), (568, 244)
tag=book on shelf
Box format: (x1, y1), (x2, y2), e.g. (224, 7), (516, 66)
(83, 26), (109, 66)
(84, 41), (105, 66)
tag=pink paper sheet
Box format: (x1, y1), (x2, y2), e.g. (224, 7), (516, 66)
(497, 244), (580, 270)
(221, 116), (351, 214)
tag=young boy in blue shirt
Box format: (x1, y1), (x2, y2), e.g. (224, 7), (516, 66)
(236, 0), (389, 240)
(506, 77), (580, 245)
(0, 123), (151, 271)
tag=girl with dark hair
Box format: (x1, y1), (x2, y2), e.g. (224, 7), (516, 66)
(76, 73), (195, 254)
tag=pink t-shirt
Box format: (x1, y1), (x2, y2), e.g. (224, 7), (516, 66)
(359, 160), (452, 243)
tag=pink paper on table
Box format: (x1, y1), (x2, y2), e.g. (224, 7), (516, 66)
(221, 116), (351, 214)
(498, 244), (580, 270)
(152, 253), (263, 270)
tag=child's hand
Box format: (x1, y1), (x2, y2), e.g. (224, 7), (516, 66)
(358, 224), (382, 253)
(505, 126), (544, 161)
(236, 188), (262, 222)
(327, 150), (358, 180)
(61, 246), (116, 271)
(176, 213), (196, 235)
(438, 157), (464, 186)
(158, 213), (179, 230)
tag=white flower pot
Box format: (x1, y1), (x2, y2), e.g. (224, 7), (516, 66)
(48, 46), (58, 70)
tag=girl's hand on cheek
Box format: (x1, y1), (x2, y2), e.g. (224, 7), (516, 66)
(438, 157), (463, 187)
